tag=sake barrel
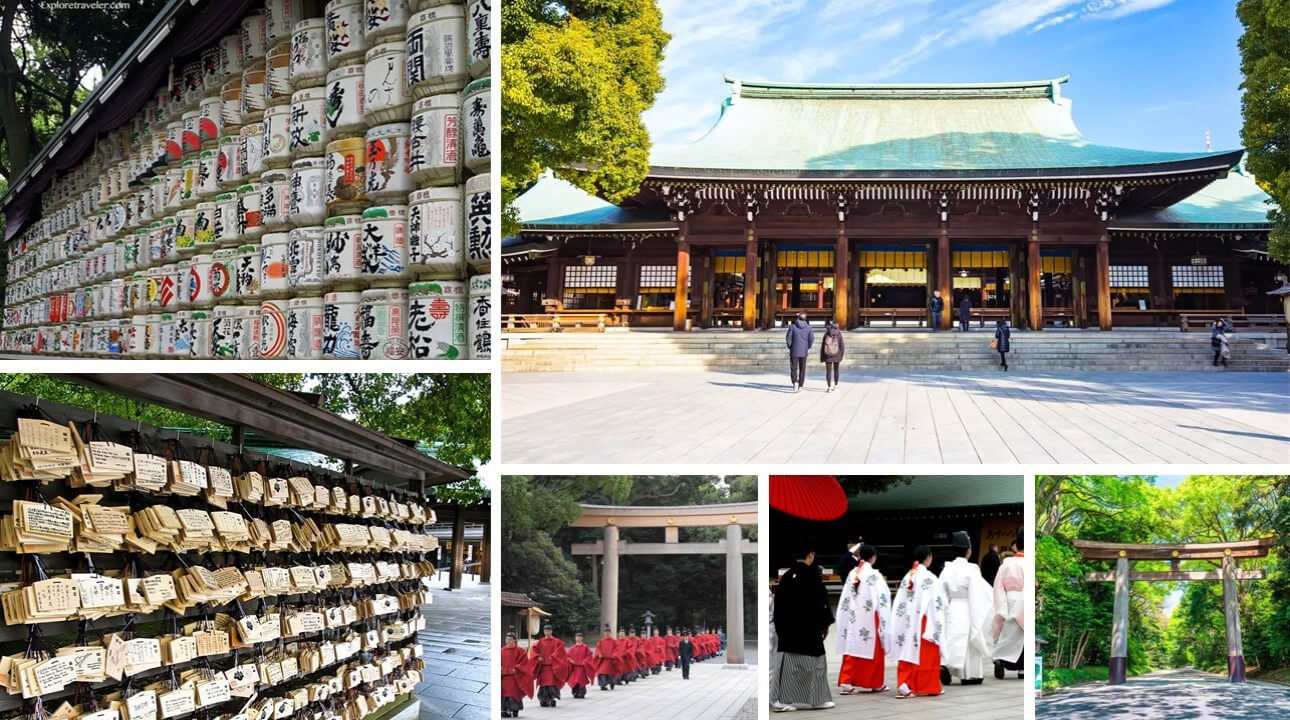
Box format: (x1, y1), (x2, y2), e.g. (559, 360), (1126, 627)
(210, 305), (246, 358)
(239, 122), (265, 177)
(288, 225), (327, 293)
(264, 103), (293, 168)
(325, 0), (368, 67)
(165, 120), (184, 164)
(175, 208), (198, 256)
(128, 313), (148, 356)
(199, 95), (223, 148)
(209, 247), (239, 303)
(466, 0), (489, 79)
(180, 159), (198, 206)
(259, 297), (289, 358)
(112, 318), (131, 355)
(190, 310), (212, 358)
(220, 33), (245, 81)
(359, 205), (410, 284)
(261, 232), (292, 298)
(365, 123), (412, 203)
(158, 313), (177, 356)
(193, 201), (218, 249)
(201, 46), (222, 93)
(221, 79), (245, 130)
(467, 272), (489, 360)
(290, 18), (328, 90)
(236, 243), (262, 300)
(359, 287), (409, 359)
(218, 134), (245, 188)
(265, 0), (303, 47)
(322, 214), (365, 289)
(365, 0), (411, 43)
(241, 66), (267, 122)
(173, 310), (194, 357)
(156, 217), (179, 264)
(289, 86), (328, 158)
(322, 290), (362, 358)
(286, 295), (324, 359)
(289, 157), (328, 225)
(464, 172), (490, 274)
(174, 260), (192, 309)
(408, 93), (459, 185)
(324, 65), (366, 138)
(325, 137), (367, 214)
(145, 267), (165, 310)
(164, 167), (186, 212)
(145, 313), (164, 358)
(238, 183), (265, 239)
(241, 11), (267, 65)
(266, 41), (294, 106)
(259, 170), (291, 229)
(406, 5), (467, 97)
(461, 77), (489, 175)
(363, 42), (410, 125)
(182, 62), (204, 110)
(214, 192), (240, 246)
(198, 149), (220, 198)
(407, 279), (465, 359)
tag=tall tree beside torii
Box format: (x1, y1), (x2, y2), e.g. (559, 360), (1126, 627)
(1238, 0), (1290, 264)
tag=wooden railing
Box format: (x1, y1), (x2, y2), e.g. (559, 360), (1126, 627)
(1179, 313), (1286, 333)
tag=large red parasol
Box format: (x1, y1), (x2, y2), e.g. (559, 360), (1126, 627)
(770, 475), (847, 521)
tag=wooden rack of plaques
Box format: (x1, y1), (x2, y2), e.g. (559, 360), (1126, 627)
(0, 388), (443, 720)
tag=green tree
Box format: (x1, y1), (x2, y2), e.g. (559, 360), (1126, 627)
(501, 0), (669, 236)
(1238, 0), (1290, 263)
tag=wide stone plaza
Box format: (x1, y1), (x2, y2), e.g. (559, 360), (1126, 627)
(1037, 669), (1290, 719)
(503, 369), (1289, 464)
(417, 578), (491, 720)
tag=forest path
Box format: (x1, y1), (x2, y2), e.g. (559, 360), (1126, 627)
(1037, 667), (1290, 719)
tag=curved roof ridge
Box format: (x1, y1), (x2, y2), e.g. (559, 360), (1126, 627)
(724, 74), (1070, 99)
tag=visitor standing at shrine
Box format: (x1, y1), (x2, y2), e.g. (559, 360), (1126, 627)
(938, 532), (994, 686)
(994, 319), (1011, 371)
(992, 530), (1026, 680)
(771, 541), (835, 711)
(892, 545), (948, 698)
(501, 629), (534, 718)
(529, 624), (570, 707)
(959, 294), (972, 332)
(593, 624), (619, 690)
(786, 312), (815, 392)
(567, 631), (595, 699)
(820, 320), (845, 392)
(835, 544), (891, 694)
(930, 290), (945, 330)
(679, 629), (694, 679)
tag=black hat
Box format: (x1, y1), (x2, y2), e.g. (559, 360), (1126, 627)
(575, 631), (584, 637)
(542, 623), (553, 631)
(603, 624), (612, 632)
(951, 531), (971, 549)
(506, 626), (516, 639)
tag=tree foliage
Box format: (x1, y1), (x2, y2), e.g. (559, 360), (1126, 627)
(500, 0), (669, 236)
(1037, 475), (1289, 680)
(1238, 0), (1290, 263)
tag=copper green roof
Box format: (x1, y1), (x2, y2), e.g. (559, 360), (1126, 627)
(648, 76), (1243, 179)
(1110, 168), (1277, 230)
(506, 171), (675, 251)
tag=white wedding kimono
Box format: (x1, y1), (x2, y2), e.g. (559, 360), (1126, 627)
(992, 554), (1025, 663)
(890, 563), (948, 666)
(836, 561), (891, 660)
(938, 556), (994, 680)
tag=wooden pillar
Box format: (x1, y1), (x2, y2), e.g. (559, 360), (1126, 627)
(1224, 254), (1244, 312)
(724, 523), (745, 666)
(834, 223), (849, 328)
(761, 242), (778, 329)
(847, 249), (861, 330)
(590, 550), (598, 594)
(449, 505), (465, 590)
(546, 260), (564, 310)
(1223, 554), (1247, 683)
(1097, 236), (1112, 330)
(1072, 249), (1087, 328)
(937, 227), (951, 330)
(1155, 246), (1173, 310)
(1028, 227), (1043, 331)
(698, 247), (714, 328)
(743, 224), (758, 330)
(1010, 244), (1025, 328)
(479, 512), (490, 583)
(616, 247), (636, 309)
(673, 225), (690, 331)
(1109, 555), (1129, 684)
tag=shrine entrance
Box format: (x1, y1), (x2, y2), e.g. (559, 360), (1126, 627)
(569, 502), (757, 667)
(1074, 538), (1275, 685)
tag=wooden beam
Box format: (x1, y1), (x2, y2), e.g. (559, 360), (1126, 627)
(1085, 569), (1265, 582)
(1074, 538), (1275, 560)
(570, 502), (759, 528)
(570, 539), (758, 556)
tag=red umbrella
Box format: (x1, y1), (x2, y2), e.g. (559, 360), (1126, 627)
(770, 476), (847, 521)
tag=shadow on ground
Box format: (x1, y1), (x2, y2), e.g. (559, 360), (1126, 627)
(1038, 669), (1290, 720)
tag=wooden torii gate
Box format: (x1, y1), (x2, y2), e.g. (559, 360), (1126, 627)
(569, 502), (757, 667)
(1074, 538), (1274, 685)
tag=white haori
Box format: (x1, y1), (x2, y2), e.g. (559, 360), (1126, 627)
(992, 555), (1026, 662)
(938, 556), (995, 680)
(891, 563), (948, 665)
(836, 561), (891, 660)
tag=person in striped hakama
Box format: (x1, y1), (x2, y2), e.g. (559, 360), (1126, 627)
(891, 544), (949, 698)
(771, 541), (836, 712)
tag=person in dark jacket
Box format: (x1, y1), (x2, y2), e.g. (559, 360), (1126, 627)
(835, 543), (861, 581)
(820, 320), (844, 392)
(771, 540), (835, 711)
(930, 290), (945, 331)
(785, 312), (815, 392)
(678, 629), (694, 680)
(1211, 319), (1230, 367)
(994, 319), (1011, 370)
(980, 544), (1002, 586)
(959, 294), (972, 332)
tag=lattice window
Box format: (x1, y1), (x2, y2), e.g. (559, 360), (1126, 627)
(564, 265), (617, 288)
(1110, 265), (1149, 288)
(1171, 265), (1224, 288)
(639, 265), (676, 289)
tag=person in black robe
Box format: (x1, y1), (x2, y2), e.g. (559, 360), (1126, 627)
(679, 628), (694, 679)
(771, 539), (835, 712)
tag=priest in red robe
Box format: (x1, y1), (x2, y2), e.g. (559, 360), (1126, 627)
(648, 628), (664, 674)
(529, 624), (570, 707)
(616, 628), (635, 685)
(501, 629), (533, 718)
(566, 631), (595, 698)
(665, 628), (679, 671)
(633, 628), (650, 679)
(593, 624), (618, 690)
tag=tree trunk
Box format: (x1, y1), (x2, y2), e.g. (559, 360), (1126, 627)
(1072, 630), (1090, 669)
(0, 0), (31, 180)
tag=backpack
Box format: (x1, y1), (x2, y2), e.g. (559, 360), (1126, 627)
(823, 333), (840, 357)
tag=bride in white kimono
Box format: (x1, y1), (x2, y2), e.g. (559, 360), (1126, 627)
(937, 531), (994, 685)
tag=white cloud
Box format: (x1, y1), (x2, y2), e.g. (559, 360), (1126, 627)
(1084, 0), (1178, 20)
(1030, 11), (1078, 33)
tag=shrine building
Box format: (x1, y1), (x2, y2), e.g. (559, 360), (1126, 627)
(502, 75), (1287, 331)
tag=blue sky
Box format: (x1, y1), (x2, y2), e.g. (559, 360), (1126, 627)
(643, 0), (1245, 155)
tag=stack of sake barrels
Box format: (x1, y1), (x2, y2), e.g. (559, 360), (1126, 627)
(0, 0), (491, 360)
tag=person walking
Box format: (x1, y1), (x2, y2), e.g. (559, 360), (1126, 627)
(679, 629), (694, 680)
(958, 294), (972, 332)
(771, 540), (836, 711)
(994, 319), (1011, 371)
(786, 312), (815, 392)
(929, 290), (944, 331)
(1211, 319), (1231, 367)
(820, 320), (844, 392)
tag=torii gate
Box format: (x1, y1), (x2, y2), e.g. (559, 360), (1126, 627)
(569, 502), (758, 667)
(1074, 538), (1274, 685)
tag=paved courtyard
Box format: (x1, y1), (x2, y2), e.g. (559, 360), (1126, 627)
(538, 644), (758, 720)
(1037, 669), (1290, 719)
(503, 370), (1289, 464)
(416, 579), (490, 720)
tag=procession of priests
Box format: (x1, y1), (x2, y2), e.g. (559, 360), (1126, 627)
(501, 623), (725, 716)
(773, 528), (1025, 710)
